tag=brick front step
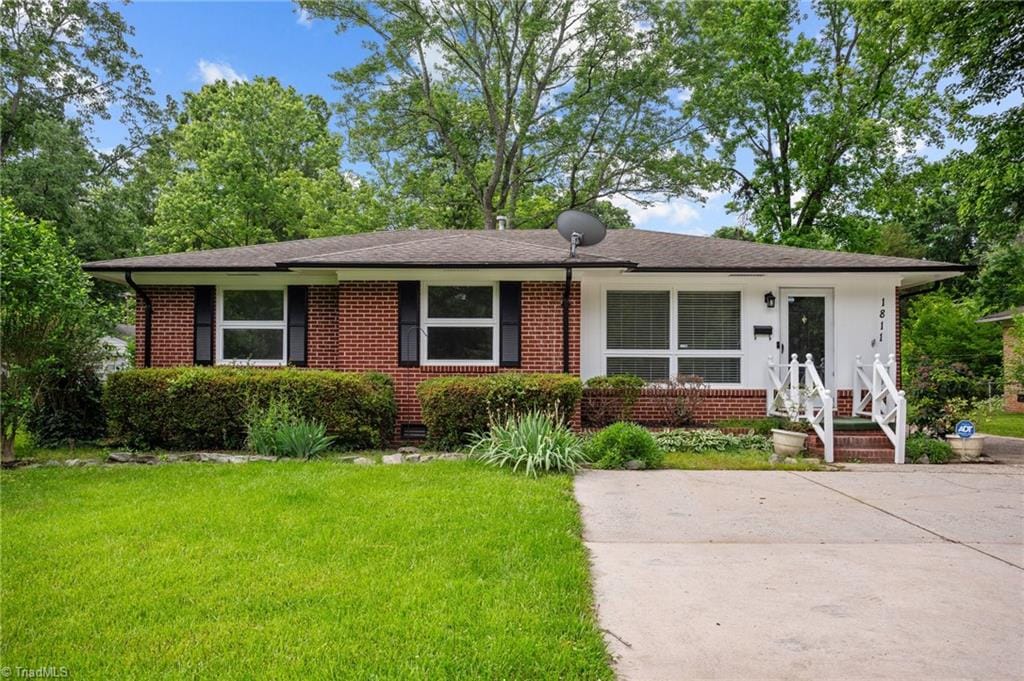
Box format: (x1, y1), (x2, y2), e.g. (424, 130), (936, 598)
(806, 430), (897, 463)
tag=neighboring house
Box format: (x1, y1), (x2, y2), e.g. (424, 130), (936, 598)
(83, 229), (965, 443)
(96, 324), (136, 380)
(978, 306), (1024, 414)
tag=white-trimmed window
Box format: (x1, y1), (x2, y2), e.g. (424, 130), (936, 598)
(422, 284), (498, 364)
(604, 288), (743, 384)
(218, 287), (288, 365)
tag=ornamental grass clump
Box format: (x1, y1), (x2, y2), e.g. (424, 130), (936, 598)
(469, 410), (587, 477)
(246, 399), (334, 459)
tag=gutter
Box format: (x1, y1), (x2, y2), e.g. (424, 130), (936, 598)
(562, 267), (572, 374)
(124, 271), (152, 368)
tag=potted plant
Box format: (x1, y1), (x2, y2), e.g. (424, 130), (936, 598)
(771, 422), (809, 456)
(945, 433), (986, 462)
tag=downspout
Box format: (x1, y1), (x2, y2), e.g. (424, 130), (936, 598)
(124, 271), (152, 368)
(562, 267), (572, 374)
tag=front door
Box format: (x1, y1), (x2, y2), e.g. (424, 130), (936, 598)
(780, 288), (834, 386)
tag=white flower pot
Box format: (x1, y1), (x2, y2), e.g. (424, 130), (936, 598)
(771, 429), (808, 457)
(946, 435), (986, 462)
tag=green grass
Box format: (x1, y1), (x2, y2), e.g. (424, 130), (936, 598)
(661, 449), (823, 471)
(975, 411), (1024, 438)
(0, 461), (612, 679)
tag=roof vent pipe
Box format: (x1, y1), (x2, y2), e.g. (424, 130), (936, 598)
(496, 215), (508, 231)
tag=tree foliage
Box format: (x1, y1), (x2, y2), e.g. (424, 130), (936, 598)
(0, 199), (111, 460)
(148, 77), (362, 251)
(301, 0), (704, 230)
(664, 0), (949, 247)
(0, 0), (167, 265)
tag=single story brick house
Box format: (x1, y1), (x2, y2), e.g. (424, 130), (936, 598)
(978, 306), (1024, 414)
(84, 229), (965, 442)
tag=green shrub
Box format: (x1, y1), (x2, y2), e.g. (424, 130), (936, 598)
(586, 422), (663, 470)
(26, 367), (106, 446)
(105, 367), (395, 451)
(907, 360), (988, 436)
(582, 374), (645, 427)
(417, 373), (582, 449)
(469, 411), (587, 477)
(655, 428), (771, 453)
(906, 434), (953, 464)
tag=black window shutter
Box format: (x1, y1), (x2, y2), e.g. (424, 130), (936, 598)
(499, 282), (522, 367)
(193, 286), (214, 365)
(287, 286), (308, 366)
(398, 281), (420, 366)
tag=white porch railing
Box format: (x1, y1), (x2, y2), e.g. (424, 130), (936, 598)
(767, 353), (834, 463)
(853, 353), (907, 464)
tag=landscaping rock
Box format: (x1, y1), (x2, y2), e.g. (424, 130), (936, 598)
(65, 458), (88, 467)
(769, 453), (781, 464)
(398, 446), (421, 455)
(198, 452), (250, 464)
(353, 456), (375, 465)
(420, 454), (436, 463)
(784, 457), (798, 465)
(132, 453), (160, 465)
(403, 453), (421, 463)
(624, 459), (644, 470)
(381, 453), (404, 465)
(439, 452), (466, 461)
(107, 451), (133, 463)
(918, 455), (930, 465)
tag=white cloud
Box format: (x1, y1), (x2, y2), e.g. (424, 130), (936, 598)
(196, 59), (246, 85)
(611, 194), (701, 232)
(296, 8), (313, 28)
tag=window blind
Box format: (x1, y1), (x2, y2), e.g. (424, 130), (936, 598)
(607, 357), (670, 382)
(606, 290), (670, 350)
(678, 291), (741, 350)
(678, 357), (741, 383)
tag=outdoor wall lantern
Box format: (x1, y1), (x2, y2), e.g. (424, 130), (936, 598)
(764, 291), (776, 308)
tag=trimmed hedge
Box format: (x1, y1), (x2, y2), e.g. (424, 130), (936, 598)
(105, 367), (395, 451)
(417, 373), (583, 450)
(581, 374), (645, 427)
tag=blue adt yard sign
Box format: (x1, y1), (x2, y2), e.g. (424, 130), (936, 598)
(955, 420), (976, 439)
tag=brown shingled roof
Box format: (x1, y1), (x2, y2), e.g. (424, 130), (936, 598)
(83, 228), (966, 272)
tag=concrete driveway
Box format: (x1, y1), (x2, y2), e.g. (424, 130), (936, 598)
(576, 466), (1024, 680)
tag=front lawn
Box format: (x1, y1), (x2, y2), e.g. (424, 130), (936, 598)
(661, 449), (823, 471)
(975, 411), (1024, 438)
(0, 461), (612, 679)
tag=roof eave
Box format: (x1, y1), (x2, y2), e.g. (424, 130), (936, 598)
(277, 261), (635, 269)
(626, 265), (971, 273)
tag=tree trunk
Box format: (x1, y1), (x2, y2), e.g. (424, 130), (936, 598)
(1, 434), (15, 464)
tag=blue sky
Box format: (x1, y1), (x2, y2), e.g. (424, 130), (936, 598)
(94, 1), (1005, 236)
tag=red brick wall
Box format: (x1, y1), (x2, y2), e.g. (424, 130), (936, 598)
(583, 387), (856, 427)
(336, 280), (581, 432)
(307, 285), (339, 369)
(135, 286), (195, 367)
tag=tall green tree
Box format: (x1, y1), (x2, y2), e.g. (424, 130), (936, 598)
(301, 0), (706, 230)
(0, 0), (164, 263)
(664, 0), (948, 246)
(0, 199), (111, 461)
(148, 77), (359, 251)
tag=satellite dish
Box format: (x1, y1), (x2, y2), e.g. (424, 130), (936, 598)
(556, 210), (607, 258)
